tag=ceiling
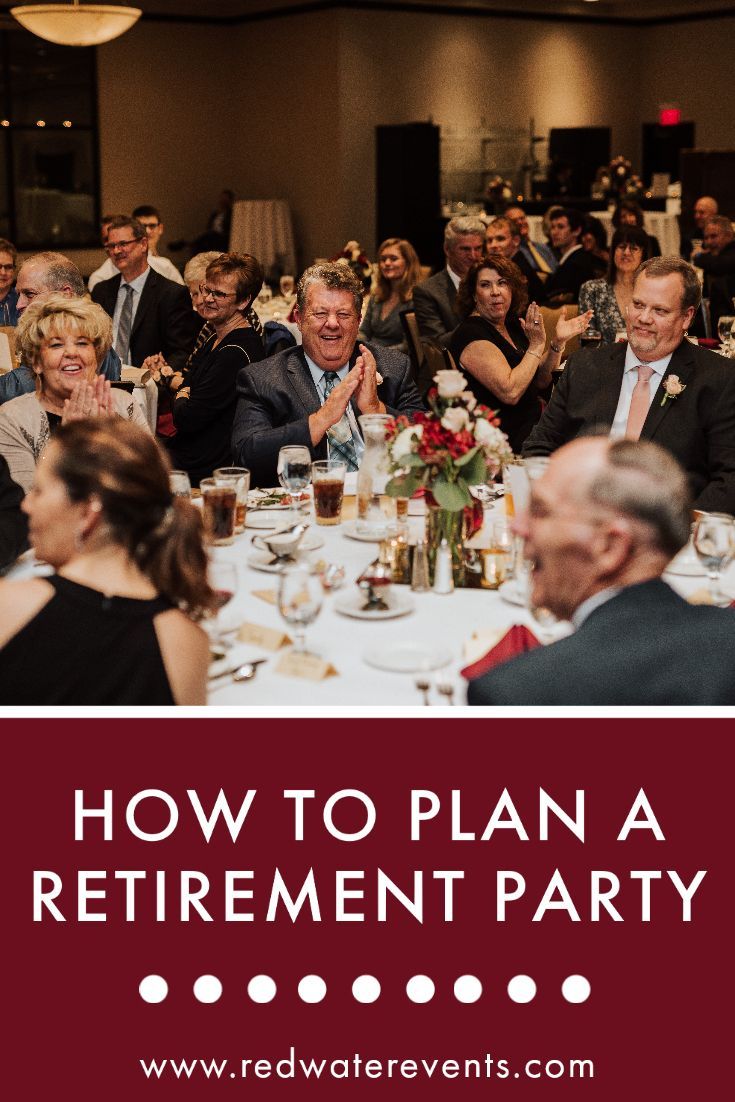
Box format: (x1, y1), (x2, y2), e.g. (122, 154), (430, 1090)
(66, 0), (735, 24)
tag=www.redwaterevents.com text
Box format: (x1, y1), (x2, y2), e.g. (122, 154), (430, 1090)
(139, 1051), (594, 1082)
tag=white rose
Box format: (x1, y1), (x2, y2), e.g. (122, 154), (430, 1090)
(434, 369), (466, 399)
(392, 424), (422, 459)
(460, 389), (477, 411)
(441, 406), (470, 433)
(474, 418), (507, 450)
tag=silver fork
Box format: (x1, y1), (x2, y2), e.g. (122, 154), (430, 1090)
(415, 678), (431, 706)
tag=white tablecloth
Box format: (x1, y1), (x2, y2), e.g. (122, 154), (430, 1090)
(229, 200), (297, 275)
(130, 377), (158, 434)
(252, 294), (301, 345)
(527, 211), (680, 257)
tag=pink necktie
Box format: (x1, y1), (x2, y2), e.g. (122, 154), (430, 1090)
(625, 364), (654, 439)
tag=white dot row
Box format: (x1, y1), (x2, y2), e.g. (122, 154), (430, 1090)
(139, 973), (590, 1006)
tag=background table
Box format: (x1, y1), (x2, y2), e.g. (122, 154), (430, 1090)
(229, 199), (297, 277)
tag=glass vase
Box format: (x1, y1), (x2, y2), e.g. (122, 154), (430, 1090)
(425, 505), (465, 587)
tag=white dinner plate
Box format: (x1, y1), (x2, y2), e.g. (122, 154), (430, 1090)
(342, 519), (396, 542)
(335, 590), (414, 621)
(247, 541), (323, 574)
(363, 641), (452, 673)
(498, 579), (526, 607)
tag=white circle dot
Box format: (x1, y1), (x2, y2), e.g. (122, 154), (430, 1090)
(352, 975), (381, 1003)
(454, 974), (483, 1003)
(406, 975), (435, 1003)
(139, 974), (168, 1003)
(298, 975), (327, 1003)
(247, 975), (277, 1003)
(507, 975), (536, 1003)
(193, 975), (222, 1003)
(562, 974), (591, 1003)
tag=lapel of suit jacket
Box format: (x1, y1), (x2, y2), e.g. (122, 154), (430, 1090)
(286, 347), (323, 416)
(98, 273), (121, 316)
(594, 341), (628, 426)
(130, 267), (158, 339)
(641, 339), (697, 442)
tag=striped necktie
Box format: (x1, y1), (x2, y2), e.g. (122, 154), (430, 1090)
(321, 371), (361, 471)
(115, 284), (134, 363)
(526, 240), (553, 280)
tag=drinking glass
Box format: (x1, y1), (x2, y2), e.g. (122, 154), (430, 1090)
(200, 477), (236, 546)
(717, 316), (734, 352)
(277, 446), (312, 517)
(279, 275), (295, 299)
(208, 560), (238, 656)
(580, 326), (602, 349)
(213, 466), (250, 534)
(278, 566), (323, 654)
(693, 512), (735, 606)
(256, 283), (272, 309)
(169, 469), (191, 499)
(312, 459), (347, 526)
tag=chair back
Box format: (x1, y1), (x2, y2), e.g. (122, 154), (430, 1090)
(539, 304), (580, 356)
(399, 309), (424, 378)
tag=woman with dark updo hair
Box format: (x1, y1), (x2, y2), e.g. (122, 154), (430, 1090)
(0, 419), (217, 704)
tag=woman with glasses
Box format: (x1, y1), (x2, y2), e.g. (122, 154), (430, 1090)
(578, 227), (649, 344)
(169, 253), (265, 485)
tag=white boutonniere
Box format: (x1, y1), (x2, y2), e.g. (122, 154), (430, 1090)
(660, 374), (686, 407)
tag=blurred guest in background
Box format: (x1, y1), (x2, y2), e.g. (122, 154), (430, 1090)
(485, 217), (547, 305)
(612, 199), (661, 259)
(0, 238), (19, 326)
(680, 195), (718, 261)
(359, 237), (421, 349)
(543, 209), (600, 306)
(580, 215), (610, 277)
(0, 252), (122, 406)
(579, 226), (648, 343)
(692, 215), (735, 334)
(0, 419), (214, 704)
(170, 252), (265, 485)
(88, 210), (184, 291)
(505, 206), (558, 277)
(449, 258), (591, 454)
(0, 295), (148, 493)
(413, 216), (485, 346)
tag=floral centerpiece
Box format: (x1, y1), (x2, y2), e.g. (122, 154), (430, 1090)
(384, 369), (512, 585)
(331, 240), (373, 291)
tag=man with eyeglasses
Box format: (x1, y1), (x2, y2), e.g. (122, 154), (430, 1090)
(91, 216), (196, 372)
(232, 262), (424, 487)
(88, 209), (184, 291)
(0, 252), (122, 406)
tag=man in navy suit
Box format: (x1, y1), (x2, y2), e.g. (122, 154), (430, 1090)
(232, 263), (423, 487)
(412, 215), (485, 347)
(524, 257), (735, 515)
(468, 436), (735, 705)
(91, 216), (196, 371)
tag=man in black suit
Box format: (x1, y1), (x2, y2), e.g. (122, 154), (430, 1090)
(0, 454), (27, 572)
(91, 216), (196, 371)
(468, 436), (735, 705)
(523, 257), (735, 515)
(692, 215), (735, 335)
(232, 262), (424, 487)
(412, 216), (485, 346)
(485, 217), (548, 305)
(542, 208), (599, 306)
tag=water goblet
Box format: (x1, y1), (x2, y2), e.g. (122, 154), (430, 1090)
(693, 512), (735, 606)
(278, 566), (323, 655)
(279, 274), (295, 299)
(277, 445), (312, 518)
(208, 560), (238, 657)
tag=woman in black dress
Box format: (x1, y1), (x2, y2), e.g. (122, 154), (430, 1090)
(0, 419), (217, 704)
(449, 257), (592, 454)
(171, 252), (265, 485)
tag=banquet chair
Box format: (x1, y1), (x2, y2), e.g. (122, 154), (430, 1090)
(539, 304), (580, 356)
(399, 309), (425, 379)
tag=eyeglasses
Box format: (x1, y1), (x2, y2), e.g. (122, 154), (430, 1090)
(0, 263), (15, 272)
(615, 243), (643, 254)
(199, 283), (236, 302)
(105, 238), (143, 253)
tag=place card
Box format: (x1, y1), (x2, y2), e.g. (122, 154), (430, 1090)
(237, 621), (292, 650)
(463, 628), (505, 664)
(251, 588), (277, 605)
(275, 652), (338, 681)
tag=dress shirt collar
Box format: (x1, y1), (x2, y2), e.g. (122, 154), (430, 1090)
(623, 343), (673, 378)
(303, 352), (349, 397)
(558, 243), (583, 265)
(120, 265), (150, 293)
(446, 266), (461, 291)
(572, 586), (623, 629)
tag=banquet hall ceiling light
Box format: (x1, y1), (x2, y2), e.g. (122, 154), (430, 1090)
(10, 1), (142, 47)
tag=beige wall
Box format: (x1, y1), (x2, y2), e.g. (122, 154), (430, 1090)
(57, 8), (729, 273)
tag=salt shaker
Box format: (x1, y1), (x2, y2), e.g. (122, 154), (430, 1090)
(410, 538), (431, 592)
(432, 538), (454, 594)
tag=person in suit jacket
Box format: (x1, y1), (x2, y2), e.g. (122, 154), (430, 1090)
(692, 215), (735, 335)
(412, 216), (485, 346)
(523, 257), (735, 515)
(91, 216), (196, 372)
(543, 208), (600, 307)
(232, 262), (424, 487)
(468, 436), (735, 706)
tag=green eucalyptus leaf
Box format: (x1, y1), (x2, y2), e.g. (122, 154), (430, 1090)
(432, 478), (471, 511)
(454, 445), (480, 467)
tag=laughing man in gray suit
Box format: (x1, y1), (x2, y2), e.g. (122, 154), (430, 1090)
(232, 263), (424, 487)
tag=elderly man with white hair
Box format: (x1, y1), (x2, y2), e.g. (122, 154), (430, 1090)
(468, 436), (735, 705)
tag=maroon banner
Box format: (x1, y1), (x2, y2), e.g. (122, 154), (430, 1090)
(6, 719), (731, 1098)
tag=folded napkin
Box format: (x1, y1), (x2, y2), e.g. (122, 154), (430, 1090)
(460, 623), (540, 680)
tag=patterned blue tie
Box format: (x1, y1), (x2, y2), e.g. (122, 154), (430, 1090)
(321, 371), (362, 471)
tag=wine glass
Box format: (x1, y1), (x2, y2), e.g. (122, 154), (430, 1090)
(278, 566), (323, 654)
(256, 283), (273, 309)
(717, 315), (734, 353)
(693, 512), (735, 606)
(277, 445), (312, 517)
(279, 274), (295, 300)
(208, 560), (238, 657)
